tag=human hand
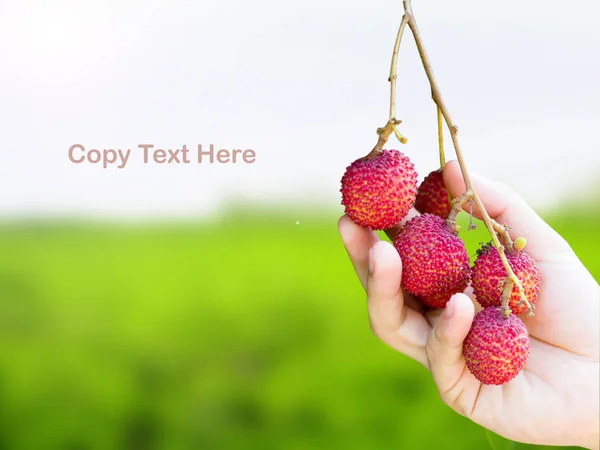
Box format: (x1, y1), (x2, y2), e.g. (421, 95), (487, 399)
(338, 160), (599, 449)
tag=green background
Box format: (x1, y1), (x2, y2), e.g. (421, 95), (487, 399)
(0, 206), (596, 450)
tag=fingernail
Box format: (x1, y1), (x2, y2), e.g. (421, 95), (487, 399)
(443, 296), (456, 319)
(368, 247), (375, 274)
(338, 215), (352, 240)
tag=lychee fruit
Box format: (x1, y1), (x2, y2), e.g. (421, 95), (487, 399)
(471, 243), (541, 315)
(414, 169), (451, 219)
(393, 214), (470, 303)
(463, 307), (530, 385)
(419, 279), (469, 309)
(340, 149), (418, 230)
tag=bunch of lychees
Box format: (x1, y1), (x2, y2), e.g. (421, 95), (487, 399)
(339, 0), (541, 386)
(341, 151), (540, 385)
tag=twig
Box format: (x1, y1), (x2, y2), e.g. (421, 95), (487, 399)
(500, 277), (534, 318)
(401, 0), (533, 316)
(437, 105), (445, 168)
(445, 190), (472, 233)
(389, 14), (410, 121)
(365, 119), (402, 159)
(500, 279), (514, 317)
(367, 13), (411, 158)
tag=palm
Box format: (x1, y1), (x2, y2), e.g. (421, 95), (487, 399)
(447, 252), (598, 445)
(338, 161), (599, 448)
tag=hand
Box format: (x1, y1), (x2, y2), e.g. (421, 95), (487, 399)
(338, 160), (599, 449)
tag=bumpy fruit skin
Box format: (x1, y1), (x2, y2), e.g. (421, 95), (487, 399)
(463, 307), (530, 385)
(419, 279), (469, 309)
(394, 214), (470, 301)
(340, 149), (418, 230)
(472, 243), (541, 315)
(414, 169), (451, 219)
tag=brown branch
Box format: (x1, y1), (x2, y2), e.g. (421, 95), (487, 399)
(445, 190), (473, 233)
(493, 221), (514, 249)
(401, 0), (533, 316)
(389, 14), (410, 121)
(500, 279), (513, 317)
(367, 13), (410, 158)
(437, 105), (445, 168)
(366, 119), (401, 159)
(501, 277), (534, 317)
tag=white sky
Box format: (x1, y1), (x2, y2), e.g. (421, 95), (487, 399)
(0, 0), (598, 218)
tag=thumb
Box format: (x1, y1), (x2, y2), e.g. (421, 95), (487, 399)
(426, 293), (476, 410)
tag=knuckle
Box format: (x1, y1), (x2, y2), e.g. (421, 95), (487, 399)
(425, 330), (442, 365)
(425, 343), (438, 366)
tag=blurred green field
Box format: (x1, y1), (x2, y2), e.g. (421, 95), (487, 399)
(0, 208), (596, 450)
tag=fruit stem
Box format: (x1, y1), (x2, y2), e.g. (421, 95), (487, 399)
(401, 0), (533, 316)
(366, 119), (402, 159)
(368, 10), (410, 157)
(437, 105), (445, 168)
(494, 222), (514, 249)
(501, 277), (534, 317)
(389, 14), (410, 122)
(500, 278), (513, 311)
(394, 127), (408, 144)
(445, 190), (472, 233)
(517, 289), (535, 317)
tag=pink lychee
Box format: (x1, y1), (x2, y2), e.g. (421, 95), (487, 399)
(340, 149), (418, 230)
(414, 169), (451, 219)
(472, 243), (541, 315)
(463, 307), (530, 385)
(393, 214), (470, 302)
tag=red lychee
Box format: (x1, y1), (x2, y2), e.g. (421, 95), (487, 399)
(419, 279), (469, 309)
(471, 243), (541, 315)
(340, 149), (418, 230)
(414, 169), (451, 219)
(463, 307), (530, 385)
(393, 214), (470, 302)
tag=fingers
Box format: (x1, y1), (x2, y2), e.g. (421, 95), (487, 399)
(338, 215), (379, 290)
(443, 160), (573, 262)
(367, 240), (430, 367)
(426, 293), (480, 416)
